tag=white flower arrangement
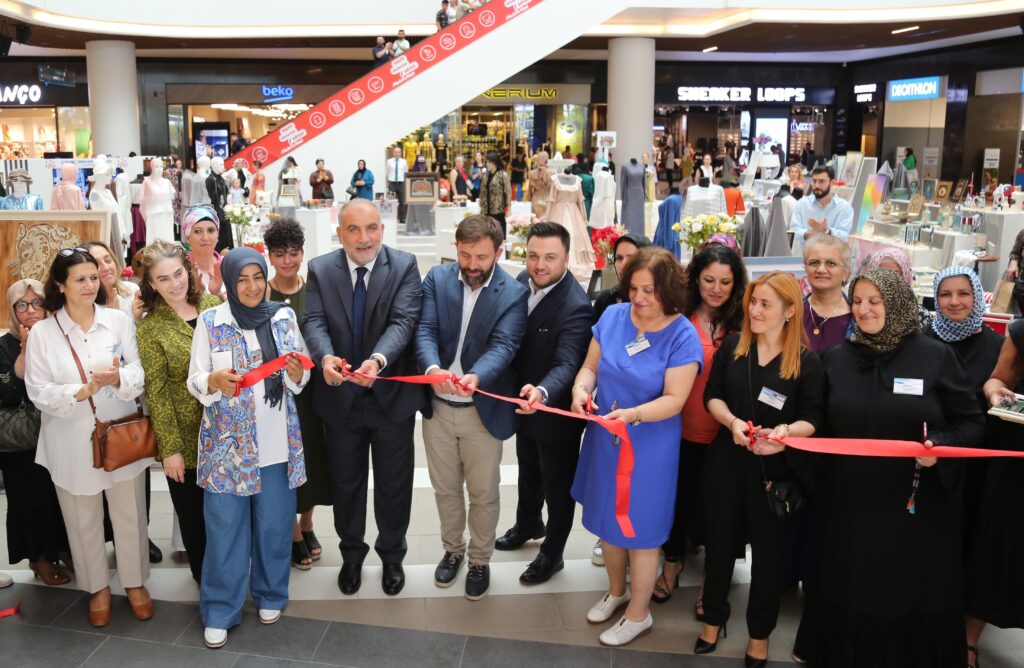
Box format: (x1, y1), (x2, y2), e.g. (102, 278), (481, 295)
(671, 213), (740, 251)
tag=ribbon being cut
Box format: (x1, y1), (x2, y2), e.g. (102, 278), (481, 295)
(243, 353), (1024, 539)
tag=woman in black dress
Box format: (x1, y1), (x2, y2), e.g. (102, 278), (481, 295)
(698, 271), (824, 667)
(793, 268), (985, 667)
(967, 319), (1024, 668)
(0, 279), (71, 585)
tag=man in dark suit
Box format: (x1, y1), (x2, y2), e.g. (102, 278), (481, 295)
(415, 214), (528, 600)
(493, 222), (592, 584)
(303, 198), (425, 597)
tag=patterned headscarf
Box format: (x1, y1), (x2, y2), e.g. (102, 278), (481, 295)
(860, 247), (913, 285)
(931, 265), (985, 343)
(850, 268), (920, 354)
(182, 204), (220, 240)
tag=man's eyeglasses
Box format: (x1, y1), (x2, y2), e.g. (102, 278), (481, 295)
(13, 298), (43, 313)
(57, 246), (90, 258)
(805, 259), (842, 270)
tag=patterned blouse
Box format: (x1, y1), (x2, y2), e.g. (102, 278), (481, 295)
(479, 169), (512, 217)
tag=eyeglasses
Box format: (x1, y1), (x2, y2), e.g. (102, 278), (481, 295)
(57, 246), (90, 258)
(13, 298), (43, 312)
(805, 259), (842, 270)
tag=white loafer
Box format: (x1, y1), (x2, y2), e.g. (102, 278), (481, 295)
(591, 540), (604, 567)
(258, 609), (282, 625)
(0, 572), (13, 588)
(599, 612), (653, 647)
(204, 627), (227, 649)
(586, 590), (631, 624)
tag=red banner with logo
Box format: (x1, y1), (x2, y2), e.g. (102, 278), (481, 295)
(228, 0), (546, 171)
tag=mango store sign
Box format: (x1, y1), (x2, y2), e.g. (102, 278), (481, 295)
(676, 86), (807, 103)
(887, 76), (941, 102)
(0, 84), (43, 105)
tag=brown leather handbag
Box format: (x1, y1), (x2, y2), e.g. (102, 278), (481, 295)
(58, 320), (157, 472)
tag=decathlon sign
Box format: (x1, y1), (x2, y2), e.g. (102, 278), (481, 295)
(0, 84), (43, 106)
(888, 76), (941, 102)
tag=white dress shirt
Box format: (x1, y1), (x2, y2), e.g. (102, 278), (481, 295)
(188, 303), (310, 469)
(789, 193), (855, 248)
(527, 271), (566, 315)
(25, 306), (150, 495)
(392, 38), (410, 57)
(427, 268), (495, 402)
(344, 250), (388, 369)
(386, 157), (408, 183)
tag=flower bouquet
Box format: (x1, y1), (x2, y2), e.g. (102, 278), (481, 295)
(672, 213), (740, 253)
(507, 214), (537, 241)
(223, 204), (258, 247)
(591, 224), (628, 269)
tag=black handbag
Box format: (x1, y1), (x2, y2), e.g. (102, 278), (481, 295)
(748, 356), (805, 518)
(0, 398), (41, 453)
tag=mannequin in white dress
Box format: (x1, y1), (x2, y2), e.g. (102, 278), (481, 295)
(681, 179), (727, 217)
(114, 170), (134, 244)
(589, 162), (616, 230)
(88, 157), (125, 255)
(139, 157), (176, 243)
(548, 172), (596, 281)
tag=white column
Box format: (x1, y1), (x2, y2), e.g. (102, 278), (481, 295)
(607, 37), (655, 182)
(86, 40), (141, 156)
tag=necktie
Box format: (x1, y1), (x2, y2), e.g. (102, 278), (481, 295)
(352, 266), (368, 394)
(393, 159), (398, 182)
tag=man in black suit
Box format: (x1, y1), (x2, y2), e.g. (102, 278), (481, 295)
(303, 198), (425, 596)
(494, 222), (593, 584)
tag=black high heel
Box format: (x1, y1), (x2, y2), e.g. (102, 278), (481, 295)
(694, 622), (726, 654)
(744, 654), (768, 668)
(651, 558), (682, 604)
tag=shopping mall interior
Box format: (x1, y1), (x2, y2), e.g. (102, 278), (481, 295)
(1, 1), (1024, 667)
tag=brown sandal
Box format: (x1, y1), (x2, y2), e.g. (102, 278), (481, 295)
(30, 560), (70, 586)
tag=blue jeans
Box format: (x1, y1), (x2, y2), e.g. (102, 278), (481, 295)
(200, 463), (295, 629)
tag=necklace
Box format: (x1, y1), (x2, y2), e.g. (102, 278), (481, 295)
(808, 298), (844, 336)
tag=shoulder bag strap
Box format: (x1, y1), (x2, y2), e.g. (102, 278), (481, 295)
(54, 317), (100, 422)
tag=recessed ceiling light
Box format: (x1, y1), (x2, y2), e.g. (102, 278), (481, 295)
(702, 46), (718, 53)
(891, 25), (919, 34)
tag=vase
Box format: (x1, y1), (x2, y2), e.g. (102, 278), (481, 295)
(595, 255), (606, 270)
(680, 245), (694, 265)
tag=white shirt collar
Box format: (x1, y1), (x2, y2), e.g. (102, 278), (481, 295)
(457, 264), (497, 292)
(529, 270), (567, 298)
(55, 304), (116, 334)
(345, 250), (380, 276)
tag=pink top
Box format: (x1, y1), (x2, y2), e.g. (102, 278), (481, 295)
(51, 164), (84, 210)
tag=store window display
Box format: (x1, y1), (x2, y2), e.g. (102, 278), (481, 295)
(548, 170), (596, 282)
(206, 157), (232, 251)
(139, 157), (177, 245)
(0, 169), (43, 211)
(51, 163), (85, 211)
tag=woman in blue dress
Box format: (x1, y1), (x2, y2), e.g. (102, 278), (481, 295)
(570, 246), (703, 647)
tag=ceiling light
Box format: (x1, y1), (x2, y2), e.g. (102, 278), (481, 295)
(891, 25), (919, 34)
(702, 46), (718, 53)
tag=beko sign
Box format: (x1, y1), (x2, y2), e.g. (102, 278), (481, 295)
(676, 86), (807, 103)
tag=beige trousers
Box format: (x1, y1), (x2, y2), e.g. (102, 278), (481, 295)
(55, 471), (149, 594)
(422, 400), (503, 565)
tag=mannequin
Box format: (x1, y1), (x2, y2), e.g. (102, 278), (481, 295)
(403, 135), (419, 169)
(88, 157), (125, 253)
(547, 171), (596, 282)
(436, 133), (448, 173)
(419, 135), (437, 171)
(0, 169), (43, 210)
(589, 161), (616, 230)
(51, 163), (85, 210)
(139, 157), (176, 243)
(114, 170), (134, 243)
(181, 155), (212, 208)
(206, 156), (232, 251)
(619, 157), (647, 236)
(681, 177), (727, 218)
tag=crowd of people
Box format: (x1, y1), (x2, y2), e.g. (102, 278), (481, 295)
(0, 194), (1021, 667)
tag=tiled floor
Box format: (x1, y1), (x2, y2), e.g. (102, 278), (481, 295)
(3, 415), (1024, 666)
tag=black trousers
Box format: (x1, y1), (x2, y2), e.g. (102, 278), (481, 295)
(0, 449), (69, 564)
(166, 468), (206, 583)
(663, 438), (708, 559)
(514, 434), (580, 560)
(326, 393), (415, 565)
(702, 443), (788, 639)
(387, 180), (406, 223)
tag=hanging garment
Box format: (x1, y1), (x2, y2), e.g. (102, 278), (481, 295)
(619, 161), (647, 237)
(589, 163), (616, 230)
(655, 194), (683, 260)
(548, 175), (596, 282)
(140, 175), (176, 243)
(681, 184), (727, 218)
(114, 172), (134, 241)
(51, 164), (85, 210)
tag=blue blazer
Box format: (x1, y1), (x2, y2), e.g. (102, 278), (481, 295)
(415, 261), (529, 440)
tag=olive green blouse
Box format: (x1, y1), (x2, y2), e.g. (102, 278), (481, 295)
(137, 293), (222, 468)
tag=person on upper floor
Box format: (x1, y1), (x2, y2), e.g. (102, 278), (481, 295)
(789, 166), (854, 248)
(436, 0), (451, 31)
(372, 37), (391, 67)
(391, 30), (410, 57)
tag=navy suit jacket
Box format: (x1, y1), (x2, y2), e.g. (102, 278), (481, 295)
(415, 261), (529, 440)
(513, 271), (593, 442)
(302, 244), (427, 426)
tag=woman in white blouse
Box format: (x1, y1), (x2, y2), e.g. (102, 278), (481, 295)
(85, 240), (142, 323)
(24, 247), (154, 628)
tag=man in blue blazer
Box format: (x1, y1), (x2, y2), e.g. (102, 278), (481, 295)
(415, 214), (528, 600)
(494, 223), (592, 585)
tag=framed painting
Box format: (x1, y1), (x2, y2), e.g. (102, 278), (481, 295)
(840, 151), (863, 185)
(951, 178), (968, 202)
(922, 178), (937, 201)
(935, 180), (953, 202)
(405, 173), (439, 204)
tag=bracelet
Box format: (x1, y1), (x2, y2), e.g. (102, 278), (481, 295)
(778, 423), (791, 438)
(631, 407), (643, 426)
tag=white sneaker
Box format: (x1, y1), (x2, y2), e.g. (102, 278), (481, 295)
(598, 612), (653, 647)
(591, 540), (604, 566)
(204, 627), (227, 649)
(0, 572), (12, 588)
(258, 609), (282, 625)
(586, 590), (630, 624)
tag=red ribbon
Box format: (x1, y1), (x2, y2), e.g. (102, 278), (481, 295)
(335, 360), (638, 538)
(0, 601), (20, 619)
(233, 352), (316, 396)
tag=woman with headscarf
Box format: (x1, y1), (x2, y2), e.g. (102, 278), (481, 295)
(793, 268), (985, 668)
(859, 247), (932, 329)
(187, 247), (311, 649)
(183, 205), (226, 300)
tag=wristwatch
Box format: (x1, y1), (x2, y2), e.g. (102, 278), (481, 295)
(631, 408), (643, 426)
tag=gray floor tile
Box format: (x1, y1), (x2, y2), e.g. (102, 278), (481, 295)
(177, 612), (330, 662)
(313, 622), (465, 668)
(0, 581), (84, 626)
(53, 594), (199, 643)
(461, 635), (611, 668)
(82, 636), (240, 667)
(613, 648), (792, 666)
(0, 621), (105, 667)
(232, 656), (345, 668)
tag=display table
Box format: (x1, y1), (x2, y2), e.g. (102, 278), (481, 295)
(849, 227), (974, 274)
(968, 209), (1024, 291)
(295, 207), (335, 275)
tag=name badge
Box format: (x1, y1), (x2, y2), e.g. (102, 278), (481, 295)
(625, 335), (651, 357)
(894, 378), (924, 396)
(758, 387), (787, 410)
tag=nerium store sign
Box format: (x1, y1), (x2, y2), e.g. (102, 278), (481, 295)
(671, 85), (835, 106)
(467, 83), (591, 106)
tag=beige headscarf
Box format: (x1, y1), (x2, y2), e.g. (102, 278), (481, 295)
(7, 278), (46, 338)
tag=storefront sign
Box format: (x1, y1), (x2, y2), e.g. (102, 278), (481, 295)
(671, 85), (834, 105)
(854, 83), (877, 103)
(468, 83), (591, 106)
(228, 0), (544, 170)
(0, 84), (43, 105)
(38, 66), (75, 88)
(790, 121), (817, 133)
(887, 76), (941, 102)
(261, 85), (294, 103)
